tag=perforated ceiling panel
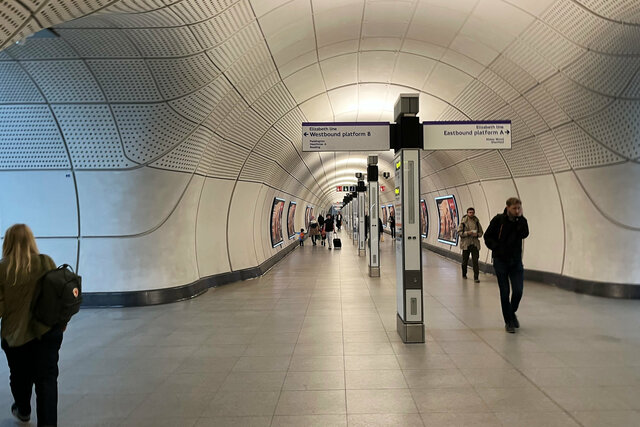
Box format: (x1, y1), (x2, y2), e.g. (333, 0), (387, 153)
(0, 105), (70, 169)
(578, 100), (640, 159)
(469, 151), (511, 180)
(554, 123), (625, 169)
(58, 28), (139, 58)
(501, 137), (552, 177)
(52, 104), (134, 169)
(5, 38), (77, 59)
(22, 60), (105, 103)
(151, 126), (211, 173)
(0, 62), (44, 103)
(88, 60), (162, 102)
(537, 130), (571, 172)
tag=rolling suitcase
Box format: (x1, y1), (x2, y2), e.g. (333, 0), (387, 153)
(333, 238), (342, 249)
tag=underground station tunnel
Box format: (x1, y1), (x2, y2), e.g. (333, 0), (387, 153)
(0, 0), (639, 425)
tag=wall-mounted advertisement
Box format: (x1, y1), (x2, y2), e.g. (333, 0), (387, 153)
(435, 195), (459, 245)
(305, 206), (312, 231)
(420, 199), (428, 238)
(381, 206), (388, 227)
(287, 201), (297, 239)
(271, 198), (285, 247)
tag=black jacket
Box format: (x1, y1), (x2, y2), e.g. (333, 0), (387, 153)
(484, 208), (529, 260)
(324, 218), (334, 232)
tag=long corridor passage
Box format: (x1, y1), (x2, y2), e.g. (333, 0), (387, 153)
(3, 232), (639, 426)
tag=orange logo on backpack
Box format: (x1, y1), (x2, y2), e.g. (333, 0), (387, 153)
(72, 288), (79, 298)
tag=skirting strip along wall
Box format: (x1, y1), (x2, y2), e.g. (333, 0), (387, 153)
(82, 241), (300, 307)
(423, 243), (640, 299)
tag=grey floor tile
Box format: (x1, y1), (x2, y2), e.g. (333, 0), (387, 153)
(543, 386), (633, 411)
(127, 391), (211, 419)
(571, 410), (640, 427)
(271, 414), (347, 426)
(410, 387), (489, 413)
(275, 390), (346, 415)
(346, 389), (418, 414)
(421, 412), (501, 426)
(220, 371), (286, 391)
(493, 411), (580, 426)
(345, 355), (400, 370)
(346, 370), (408, 389)
(203, 391), (279, 417)
(348, 413), (425, 426)
(232, 356), (291, 372)
(194, 416), (272, 426)
(282, 371), (346, 390)
(289, 355), (344, 371)
(474, 386), (558, 412)
(404, 369), (470, 389)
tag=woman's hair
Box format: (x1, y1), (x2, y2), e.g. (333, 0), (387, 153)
(2, 224), (40, 286)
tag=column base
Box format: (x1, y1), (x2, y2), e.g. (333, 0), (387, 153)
(397, 314), (425, 343)
(358, 249), (366, 256)
(369, 266), (380, 277)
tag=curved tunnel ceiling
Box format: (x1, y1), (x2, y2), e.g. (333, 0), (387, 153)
(1, 0), (639, 222)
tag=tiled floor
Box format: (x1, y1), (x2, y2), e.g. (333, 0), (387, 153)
(2, 231), (639, 426)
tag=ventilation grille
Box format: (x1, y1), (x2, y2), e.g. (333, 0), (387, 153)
(502, 39), (556, 83)
(542, 0), (607, 48)
(489, 55), (538, 95)
(240, 152), (276, 183)
(208, 139), (248, 179)
(488, 104), (532, 142)
(554, 122), (624, 168)
(477, 68), (519, 103)
(469, 151), (511, 180)
(0, 105), (69, 169)
(197, 132), (222, 176)
(0, 0), (30, 45)
(22, 60), (105, 103)
(104, 8), (184, 28)
(88, 60), (162, 102)
(438, 166), (466, 188)
(0, 62), (44, 103)
(129, 27), (201, 57)
(509, 96), (548, 136)
(52, 104), (134, 169)
(458, 160), (479, 183)
(112, 103), (197, 163)
(579, 100), (640, 159)
(578, 0), (640, 23)
(252, 82), (297, 124)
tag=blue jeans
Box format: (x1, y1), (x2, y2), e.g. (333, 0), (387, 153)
(493, 257), (524, 323)
(2, 327), (63, 426)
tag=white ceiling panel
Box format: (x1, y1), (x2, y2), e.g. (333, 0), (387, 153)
(362, 0), (414, 38)
(392, 53), (436, 89)
(439, 49), (485, 77)
(299, 93), (334, 121)
(503, 0), (557, 17)
(423, 63), (473, 102)
(419, 95), (450, 121)
(321, 53), (358, 89)
(266, 23), (316, 67)
(359, 50), (397, 82)
(283, 63), (326, 103)
(315, 2), (363, 47)
(402, 39), (446, 60)
(406, 3), (469, 47)
(279, 50), (317, 78)
(318, 39), (359, 60)
(361, 37), (402, 51)
(449, 34), (500, 65)
(251, 0), (293, 18)
(258, 0), (309, 35)
(459, 16), (515, 53)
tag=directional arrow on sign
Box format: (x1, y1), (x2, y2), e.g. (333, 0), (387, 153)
(303, 132), (308, 136)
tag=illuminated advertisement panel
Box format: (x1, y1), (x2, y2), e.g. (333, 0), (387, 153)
(271, 198), (285, 247)
(420, 199), (428, 238)
(435, 195), (459, 245)
(287, 202), (297, 239)
(381, 206), (388, 227)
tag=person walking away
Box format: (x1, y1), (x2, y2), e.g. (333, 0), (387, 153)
(457, 207), (483, 283)
(298, 228), (305, 246)
(484, 198), (529, 334)
(309, 217), (319, 245)
(378, 217), (384, 242)
(0, 224), (63, 425)
(336, 213), (342, 231)
(389, 215), (396, 239)
(324, 214), (335, 249)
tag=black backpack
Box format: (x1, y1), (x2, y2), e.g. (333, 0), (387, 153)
(32, 261), (82, 327)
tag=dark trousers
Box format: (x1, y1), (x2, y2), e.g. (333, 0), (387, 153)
(2, 328), (63, 426)
(390, 226), (395, 238)
(462, 245), (479, 279)
(493, 257), (524, 324)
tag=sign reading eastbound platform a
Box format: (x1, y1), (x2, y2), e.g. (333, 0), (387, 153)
(302, 122), (390, 152)
(423, 121), (511, 150)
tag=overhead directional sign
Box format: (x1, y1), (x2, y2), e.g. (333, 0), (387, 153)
(337, 185), (356, 192)
(423, 121), (511, 150)
(302, 122), (390, 152)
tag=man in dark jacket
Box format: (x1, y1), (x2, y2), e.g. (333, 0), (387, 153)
(484, 197), (529, 333)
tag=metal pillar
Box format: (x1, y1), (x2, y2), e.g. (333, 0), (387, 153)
(352, 192), (358, 245)
(392, 94), (424, 344)
(357, 181), (366, 256)
(367, 156), (380, 276)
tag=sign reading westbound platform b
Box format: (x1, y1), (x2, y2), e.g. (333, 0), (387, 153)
(302, 122), (390, 152)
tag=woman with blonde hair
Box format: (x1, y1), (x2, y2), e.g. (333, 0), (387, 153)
(0, 224), (61, 426)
